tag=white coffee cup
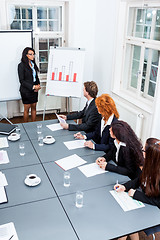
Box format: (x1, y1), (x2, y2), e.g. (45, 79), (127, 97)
(45, 135), (53, 143)
(27, 174), (39, 184)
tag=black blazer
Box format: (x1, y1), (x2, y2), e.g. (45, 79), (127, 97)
(124, 177), (160, 208)
(103, 145), (142, 179)
(18, 62), (40, 93)
(86, 115), (117, 151)
(67, 99), (101, 133)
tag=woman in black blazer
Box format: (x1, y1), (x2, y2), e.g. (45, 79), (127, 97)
(18, 47), (41, 122)
(74, 94), (119, 152)
(96, 120), (144, 180)
(114, 138), (160, 240)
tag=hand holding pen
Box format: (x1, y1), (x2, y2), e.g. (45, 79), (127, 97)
(96, 157), (106, 165)
(114, 183), (126, 192)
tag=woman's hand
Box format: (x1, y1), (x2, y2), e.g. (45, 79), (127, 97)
(84, 140), (94, 149)
(34, 84), (41, 91)
(60, 122), (69, 130)
(74, 132), (85, 139)
(114, 184), (126, 192)
(96, 157), (106, 165)
(98, 161), (107, 170)
(128, 189), (136, 197)
(59, 115), (67, 120)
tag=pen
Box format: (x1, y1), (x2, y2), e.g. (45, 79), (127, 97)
(8, 235), (14, 240)
(116, 180), (119, 189)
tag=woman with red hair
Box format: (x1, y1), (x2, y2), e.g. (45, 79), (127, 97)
(74, 94), (119, 152)
(114, 138), (160, 240)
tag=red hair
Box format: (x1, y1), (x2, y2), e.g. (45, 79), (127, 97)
(95, 94), (119, 122)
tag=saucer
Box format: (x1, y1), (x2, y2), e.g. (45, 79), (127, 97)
(24, 177), (41, 187)
(8, 133), (20, 141)
(43, 136), (55, 144)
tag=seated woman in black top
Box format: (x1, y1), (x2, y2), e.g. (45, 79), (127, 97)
(74, 94), (119, 152)
(114, 138), (160, 240)
(96, 120), (144, 180)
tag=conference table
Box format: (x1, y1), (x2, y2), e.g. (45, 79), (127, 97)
(0, 119), (159, 240)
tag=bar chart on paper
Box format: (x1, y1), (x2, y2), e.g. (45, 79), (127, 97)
(51, 62), (77, 83)
(46, 47), (85, 98)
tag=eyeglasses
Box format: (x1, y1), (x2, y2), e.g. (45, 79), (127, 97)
(27, 53), (35, 56)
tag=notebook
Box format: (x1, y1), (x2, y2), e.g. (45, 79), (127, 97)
(0, 123), (16, 135)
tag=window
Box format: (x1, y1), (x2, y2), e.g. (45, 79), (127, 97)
(9, 3), (64, 75)
(11, 7), (32, 30)
(122, 7), (160, 99)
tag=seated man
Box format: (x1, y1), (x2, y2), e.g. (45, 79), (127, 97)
(60, 81), (100, 133)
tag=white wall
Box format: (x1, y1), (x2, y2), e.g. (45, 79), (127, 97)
(69, 0), (119, 110)
(93, 0), (119, 95)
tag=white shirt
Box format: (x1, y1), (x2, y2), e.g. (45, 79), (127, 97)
(101, 114), (114, 137)
(86, 98), (94, 108)
(114, 139), (126, 162)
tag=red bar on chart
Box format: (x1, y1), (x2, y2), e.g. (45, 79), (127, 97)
(73, 73), (77, 82)
(51, 72), (54, 80)
(59, 72), (62, 81)
(66, 75), (69, 81)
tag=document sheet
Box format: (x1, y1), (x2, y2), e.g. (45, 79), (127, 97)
(0, 222), (19, 240)
(46, 123), (63, 131)
(63, 140), (86, 150)
(0, 187), (7, 204)
(56, 114), (66, 124)
(0, 150), (9, 164)
(0, 172), (8, 187)
(78, 163), (107, 177)
(0, 137), (9, 149)
(110, 190), (145, 211)
(55, 154), (87, 171)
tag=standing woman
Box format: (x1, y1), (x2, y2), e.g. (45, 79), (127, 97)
(18, 47), (41, 122)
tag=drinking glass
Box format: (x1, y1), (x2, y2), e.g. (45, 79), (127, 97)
(63, 172), (70, 187)
(37, 123), (42, 134)
(19, 142), (25, 156)
(38, 133), (43, 146)
(76, 191), (84, 208)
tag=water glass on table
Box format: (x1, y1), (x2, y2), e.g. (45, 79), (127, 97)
(38, 133), (44, 146)
(63, 172), (70, 187)
(37, 123), (42, 134)
(19, 142), (25, 156)
(16, 127), (21, 136)
(76, 191), (84, 208)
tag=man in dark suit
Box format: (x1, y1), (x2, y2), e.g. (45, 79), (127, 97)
(59, 81), (100, 133)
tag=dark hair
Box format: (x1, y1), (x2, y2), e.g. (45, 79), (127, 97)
(84, 81), (98, 98)
(95, 94), (119, 122)
(21, 47), (39, 71)
(111, 120), (144, 167)
(141, 138), (160, 197)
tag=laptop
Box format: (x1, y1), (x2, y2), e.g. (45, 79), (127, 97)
(0, 123), (17, 135)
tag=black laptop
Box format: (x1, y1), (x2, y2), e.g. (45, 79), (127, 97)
(0, 123), (17, 135)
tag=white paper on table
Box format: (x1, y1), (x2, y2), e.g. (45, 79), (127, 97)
(0, 187), (7, 204)
(0, 172), (8, 187)
(0, 150), (9, 164)
(0, 137), (9, 149)
(0, 222), (19, 240)
(110, 190), (145, 212)
(55, 113), (66, 124)
(78, 163), (107, 177)
(63, 139), (86, 150)
(46, 123), (63, 131)
(55, 154), (87, 171)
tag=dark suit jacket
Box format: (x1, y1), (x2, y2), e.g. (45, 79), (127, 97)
(18, 62), (40, 93)
(124, 177), (160, 208)
(103, 145), (142, 179)
(86, 115), (117, 151)
(67, 99), (101, 133)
